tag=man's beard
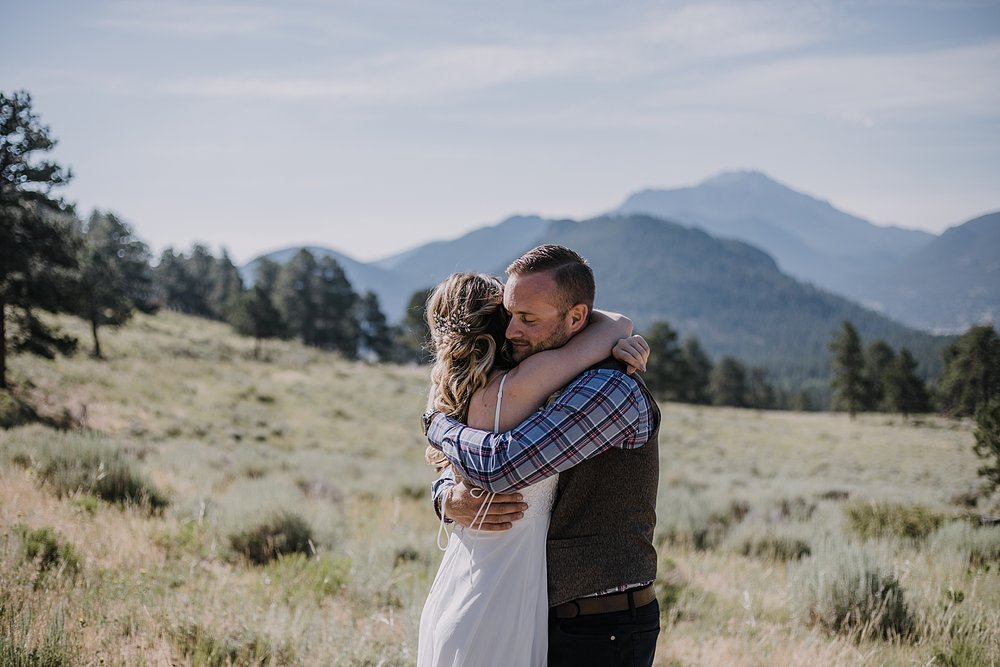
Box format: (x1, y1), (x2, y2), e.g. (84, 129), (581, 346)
(510, 327), (571, 363)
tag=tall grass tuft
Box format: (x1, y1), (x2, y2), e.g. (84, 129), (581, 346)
(229, 512), (315, 565)
(169, 621), (295, 667)
(3, 427), (169, 513)
(14, 526), (80, 582)
(0, 599), (74, 667)
(791, 539), (913, 640)
(723, 521), (812, 562)
(845, 500), (944, 541)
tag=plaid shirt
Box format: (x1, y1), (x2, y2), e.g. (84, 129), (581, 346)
(426, 368), (654, 494)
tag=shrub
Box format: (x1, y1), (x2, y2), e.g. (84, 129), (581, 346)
(931, 638), (990, 667)
(16, 526), (80, 579)
(170, 621), (294, 667)
(0, 391), (40, 429)
(724, 522), (812, 562)
(656, 492), (748, 550)
(791, 539), (913, 640)
(845, 500), (944, 541)
(37, 449), (169, 513)
(265, 553), (350, 603)
(0, 597), (74, 667)
(229, 512), (314, 565)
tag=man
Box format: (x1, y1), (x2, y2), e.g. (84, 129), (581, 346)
(422, 244), (661, 667)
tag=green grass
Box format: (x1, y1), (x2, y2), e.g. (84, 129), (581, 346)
(0, 311), (995, 666)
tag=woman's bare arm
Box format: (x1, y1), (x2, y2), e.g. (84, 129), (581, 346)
(479, 310), (638, 431)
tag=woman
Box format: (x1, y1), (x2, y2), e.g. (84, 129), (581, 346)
(417, 272), (649, 667)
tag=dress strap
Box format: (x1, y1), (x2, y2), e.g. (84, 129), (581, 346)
(494, 373), (508, 432)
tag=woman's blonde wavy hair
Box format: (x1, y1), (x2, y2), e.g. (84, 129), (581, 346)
(424, 273), (512, 471)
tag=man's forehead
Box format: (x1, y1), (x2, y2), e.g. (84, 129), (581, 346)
(503, 272), (559, 312)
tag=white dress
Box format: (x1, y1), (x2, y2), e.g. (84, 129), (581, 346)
(418, 374), (559, 667)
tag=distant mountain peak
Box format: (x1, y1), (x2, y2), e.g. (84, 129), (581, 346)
(701, 170), (779, 189)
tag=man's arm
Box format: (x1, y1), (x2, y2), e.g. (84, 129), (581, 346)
(426, 369), (654, 493)
(430, 467), (527, 530)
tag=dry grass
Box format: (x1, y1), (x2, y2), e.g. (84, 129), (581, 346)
(1, 311), (996, 666)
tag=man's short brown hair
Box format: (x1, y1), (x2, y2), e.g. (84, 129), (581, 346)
(506, 244), (595, 313)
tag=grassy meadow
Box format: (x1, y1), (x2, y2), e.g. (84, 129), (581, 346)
(1, 311), (998, 666)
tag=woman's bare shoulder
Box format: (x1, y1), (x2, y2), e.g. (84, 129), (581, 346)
(466, 371), (505, 430)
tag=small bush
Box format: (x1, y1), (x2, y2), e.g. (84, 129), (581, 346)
(772, 496), (817, 522)
(724, 522), (812, 562)
(656, 493), (749, 551)
(931, 638), (990, 667)
(170, 621), (294, 667)
(791, 540), (913, 640)
(229, 512), (314, 565)
(16, 526), (80, 579)
(0, 597), (75, 667)
(265, 553), (350, 603)
(845, 500), (944, 541)
(0, 391), (40, 429)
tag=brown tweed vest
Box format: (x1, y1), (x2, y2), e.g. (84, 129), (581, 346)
(546, 357), (661, 606)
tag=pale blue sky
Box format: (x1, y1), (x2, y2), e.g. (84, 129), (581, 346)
(3, 0), (999, 263)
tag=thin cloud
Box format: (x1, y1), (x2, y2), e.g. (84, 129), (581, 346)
(94, 0), (284, 37)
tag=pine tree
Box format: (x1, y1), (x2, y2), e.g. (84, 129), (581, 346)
(643, 320), (687, 401)
(973, 396), (1000, 490)
(748, 366), (775, 410)
(884, 348), (930, 417)
(936, 325), (1000, 417)
(709, 356), (748, 407)
(397, 287), (434, 363)
(72, 211), (154, 357)
(209, 250), (244, 320)
(274, 249), (319, 346)
(679, 337), (713, 405)
(830, 321), (866, 418)
(229, 286), (284, 358)
(314, 256), (359, 357)
(864, 340), (896, 411)
(358, 291), (393, 361)
(0, 91), (79, 388)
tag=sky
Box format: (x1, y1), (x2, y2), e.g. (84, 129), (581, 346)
(3, 0), (999, 264)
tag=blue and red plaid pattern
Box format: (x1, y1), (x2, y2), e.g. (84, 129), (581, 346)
(426, 368), (654, 493)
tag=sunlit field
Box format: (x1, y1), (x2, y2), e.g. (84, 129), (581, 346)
(1, 312), (997, 666)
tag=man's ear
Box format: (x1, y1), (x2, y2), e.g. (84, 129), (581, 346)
(566, 304), (589, 334)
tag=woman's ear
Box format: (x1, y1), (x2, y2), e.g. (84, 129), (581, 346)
(566, 304), (589, 334)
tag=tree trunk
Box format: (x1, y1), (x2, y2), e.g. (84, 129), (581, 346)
(91, 316), (102, 359)
(0, 298), (7, 390)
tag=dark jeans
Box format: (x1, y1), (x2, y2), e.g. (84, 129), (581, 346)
(548, 598), (660, 667)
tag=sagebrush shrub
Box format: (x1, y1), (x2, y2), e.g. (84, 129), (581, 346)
(229, 512), (314, 565)
(845, 500), (943, 541)
(16, 526), (80, 578)
(791, 539), (913, 639)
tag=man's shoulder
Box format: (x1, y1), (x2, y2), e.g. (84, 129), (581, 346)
(561, 366), (644, 399)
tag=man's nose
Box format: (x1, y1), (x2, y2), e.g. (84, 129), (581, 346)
(506, 318), (520, 340)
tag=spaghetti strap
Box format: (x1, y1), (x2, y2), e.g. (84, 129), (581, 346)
(494, 373), (508, 432)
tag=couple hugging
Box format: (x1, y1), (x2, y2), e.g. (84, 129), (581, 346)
(418, 245), (662, 667)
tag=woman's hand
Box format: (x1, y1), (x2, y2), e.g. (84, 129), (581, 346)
(613, 335), (650, 375)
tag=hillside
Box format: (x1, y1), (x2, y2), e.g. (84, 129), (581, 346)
(540, 215), (948, 387)
(616, 171), (934, 297)
(854, 211), (1000, 332)
(1, 311), (995, 666)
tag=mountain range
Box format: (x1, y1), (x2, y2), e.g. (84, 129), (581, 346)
(244, 171), (998, 386)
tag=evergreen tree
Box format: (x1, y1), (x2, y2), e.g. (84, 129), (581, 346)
(314, 256), (359, 357)
(884, 348), (930, 417)
(830, 321), (866, 418)
(398, 287), (434, 363)
(864, 340), (896, 411)
(643, 320), (687, 401)
(185, 244), (217, 318)
(253, 258), (282, 296)
(679, 337), (713, 404)
(209, 250), (244, 320)
(973, 396), (1000, 490)
(747, 366), (775, 410)
(358, 291), (393, 361)
(936, 325), (1000, 417)
(229, 286), (284, 358)
(0, 91), (78, 388)
(72, 211), (154, 358)
(709, 356), (748, 407)
(275, 249), (319, 346)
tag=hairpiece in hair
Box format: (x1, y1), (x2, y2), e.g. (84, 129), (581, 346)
(434, 302), (472, 338)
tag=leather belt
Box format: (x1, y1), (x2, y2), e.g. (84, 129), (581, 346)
(553, 584), (657, 619)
